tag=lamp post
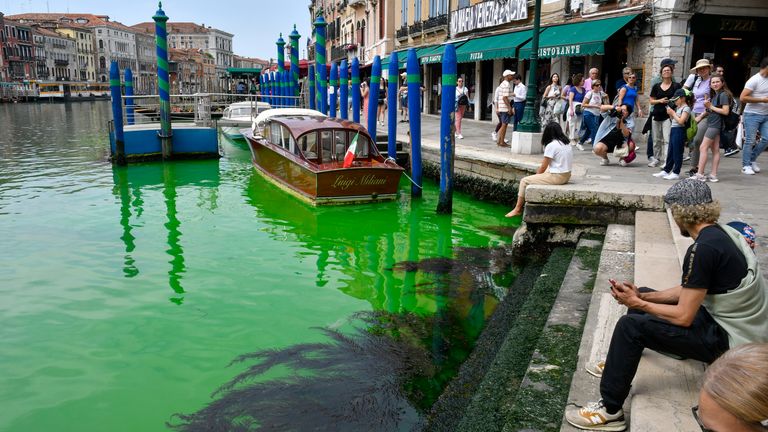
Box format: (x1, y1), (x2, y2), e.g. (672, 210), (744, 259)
(516, 0), (542, 133)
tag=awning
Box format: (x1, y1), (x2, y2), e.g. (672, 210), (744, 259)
(454, 29), (533, 63)
(381, 45), (443, 69)
(226, 67), (262, 77)
(518, 14), (639, 59)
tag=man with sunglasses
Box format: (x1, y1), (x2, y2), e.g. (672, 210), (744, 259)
(565, 179), (768, 431)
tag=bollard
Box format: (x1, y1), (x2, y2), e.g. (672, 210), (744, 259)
(387, 52), (398, 160)
(367, 56), (381, 143)
(329, 62), (338, 117)
(125, 68), (134, 126)
(308, 65), (316, 110)
(153, 1), (173, 159)
(289, 25), (300, 105)
(339, 60), (348, 120)
(351, 57), (360, 123)
(407, 49), (422, 198)
(109, 61), (126, 165)
(437, 44), (457, 214)
(314, 16), (328, 115)
(276, 33), (285, 107)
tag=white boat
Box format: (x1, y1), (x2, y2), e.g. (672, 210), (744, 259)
(220, 101), (271, 140)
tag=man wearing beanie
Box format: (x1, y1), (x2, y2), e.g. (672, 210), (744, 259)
(566, 179), (768, 431)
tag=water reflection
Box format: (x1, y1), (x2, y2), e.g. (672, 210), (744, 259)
(112, 161), (221, 304)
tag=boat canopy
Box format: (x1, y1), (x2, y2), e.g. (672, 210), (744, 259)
(253, 108), (327, 131)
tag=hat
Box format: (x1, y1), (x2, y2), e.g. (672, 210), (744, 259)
(727, 221), (756, 247)
(690, 58), (712, 73)
(660, 58), (677, 68)
(669, 88), (690, 101)
(664, 178), (713, 207)
(400, 72), (407, 77)
(502, 69), (514, 77)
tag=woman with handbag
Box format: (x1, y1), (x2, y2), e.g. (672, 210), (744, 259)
(693, 74), (732, 182)
(568, 73), (586, 149)
(455, 76), (470, 139)
(540, 73), (562, 127)
(648, 64), (681, 167)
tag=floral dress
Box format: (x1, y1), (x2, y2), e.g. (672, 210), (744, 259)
(540, 84), (561, 125)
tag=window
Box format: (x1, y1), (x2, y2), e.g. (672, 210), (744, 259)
(300, 132), (318, 160)
(334, 130), (347, 161)
(414, 0), (421, 22)
(320, 131), (333, 163)
(351, 132), (369, 158)
(401, 0), (408, 26)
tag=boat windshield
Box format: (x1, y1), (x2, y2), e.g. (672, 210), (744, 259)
(230, 107), (252, 117)
(304, 129), (370, 164)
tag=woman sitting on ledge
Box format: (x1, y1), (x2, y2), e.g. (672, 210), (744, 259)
(505, 122), (573, 218)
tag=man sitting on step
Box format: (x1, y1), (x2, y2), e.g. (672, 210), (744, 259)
(565, 178), (768, 431)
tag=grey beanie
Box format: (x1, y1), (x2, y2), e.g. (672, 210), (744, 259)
(664, 178), (713, 206)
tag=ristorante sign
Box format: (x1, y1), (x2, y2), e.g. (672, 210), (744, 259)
(450, 0), (528, 37)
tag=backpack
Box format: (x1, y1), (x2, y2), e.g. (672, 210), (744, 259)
(457, 94), (469, 106)
(722, 96), (740, 131)
(686, 112), (698, 143)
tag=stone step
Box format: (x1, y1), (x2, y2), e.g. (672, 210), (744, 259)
(634, 211), (681, 288)
(503, 238), (603, 431)
(561, 224), (635, 432)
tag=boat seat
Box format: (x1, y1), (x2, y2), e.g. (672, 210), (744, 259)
(305, 151), (317, 160)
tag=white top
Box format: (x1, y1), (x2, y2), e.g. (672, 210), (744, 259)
(544, 139), (573, 173)
(455, 86), (468, 102)
(546, 84), (561, 98)
(583, 90), (604, 116)
(743, 72), (768, 115)
(513, 83), (527, 102)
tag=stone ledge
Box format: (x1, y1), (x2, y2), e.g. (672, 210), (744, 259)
(525, 182), (668, 212)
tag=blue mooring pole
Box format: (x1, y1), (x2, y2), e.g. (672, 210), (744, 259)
(387, 52), (398, 160)
(339, 59), (348, 120)
(282, 70), (288, 108)
(259, 74), (265, 102)
(437, 44), (457, 214)
(367, 56), (381, 143)
(351, 57), (360, 123)
(308, 65), (316, 110)
(125, 68), (134, 126)
(407, 49), (422, 198)
(289, 25), (300, 106)
(153, 1), (172, 159)
(109, 60), (126, 165)
(276, 33), (285, 107)
(329, 62), (338, 117)
(313, 16), (327, 115)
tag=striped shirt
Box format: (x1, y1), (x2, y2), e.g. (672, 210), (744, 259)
(496, 80), (511, 112)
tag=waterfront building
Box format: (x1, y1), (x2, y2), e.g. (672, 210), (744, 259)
(169, 48), (206, 94)
(32, 26), (78, 81)
(54, 25), (97, 82)
(132, 29), (157, 94)
(0, 12), (7, 81)
(2, 19), (36, 82)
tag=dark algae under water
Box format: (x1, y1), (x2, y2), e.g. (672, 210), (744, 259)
(0, 102), (529, 431)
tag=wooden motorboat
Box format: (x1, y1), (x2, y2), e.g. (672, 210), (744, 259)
(220, 101), (271, 140)
(243, 108), (404, 205)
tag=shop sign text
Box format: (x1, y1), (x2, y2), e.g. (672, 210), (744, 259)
(450, 0), (528, 37)
(539, 44), (582, 58)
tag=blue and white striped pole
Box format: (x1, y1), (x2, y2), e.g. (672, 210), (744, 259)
(329, 62), (338, 117)
(339, 59), (348, 120)
(437, 44), (457, 214)
(387, 52), (398, 160)
(351, 57), (360, 123)
(109, 60), (125, 165)
(367, 56), (381, 142)
(124, 68), (134, 126)
(407, 49), (422, 198)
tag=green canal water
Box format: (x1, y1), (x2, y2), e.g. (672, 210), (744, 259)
(0, 102), (522, 431)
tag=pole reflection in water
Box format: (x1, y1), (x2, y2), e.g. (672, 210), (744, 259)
(114, 168), (139, 278)
(163, 163), (186, 304)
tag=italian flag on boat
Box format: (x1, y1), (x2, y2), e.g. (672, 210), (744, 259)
(343, 132), (359, 168)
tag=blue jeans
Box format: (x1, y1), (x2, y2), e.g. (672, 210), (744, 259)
(513, 101), (525, 129)
(742, 112), (768, 167)
(662, 127), (686, 174)
(581, 111), (600, 145)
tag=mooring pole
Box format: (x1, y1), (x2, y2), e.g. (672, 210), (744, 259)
(329, 62), (338, 117)
(289, 25), (300, 106)
(407, 49), (422, 198)
(125, 68), (134, 126)
(437, 44), (457, 214)
(313, 16), (327, 115)
(387, 52), (398, 160)
(109, 61), (126, 166)
(308, 65), (316, 110)
(276, 33), (285, 107)
(351, 57), (360, 123)
(259, 74), (265, 103)
(367, 56), (381, 143)
(339, 59), (348, 120)
(153, 1), (172, 159)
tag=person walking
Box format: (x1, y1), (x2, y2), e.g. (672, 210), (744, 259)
(455, 76), (469, 139)
(684, 59), (713, 172)
(377, 78), (387, 126)
(739, 57), (768, 175)
(496, 69), (514, 147)
(361, 79), (370, 123)
(653, 88), (693, 180)
(580, 79), (605, 151)
(648, 64), (681, 167)
(584, 68), (599, 93)
(512, 73), (527, 130)
(398, 73), (408, 122)
(693, 74), (731, 182)
(568, 73), (586, 149)
(504, 122), (573, 218)
(540, 73), (562, 127)
(491, 76), (508, 144)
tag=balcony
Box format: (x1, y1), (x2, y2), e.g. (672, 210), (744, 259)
(396, 26), (409, 41)
(55, 59), (69, 66)
(330, 45), (348, 62)
(423, 14), (448, 33)
(348, 0), (365, 7)
(408, 22), (423, 37)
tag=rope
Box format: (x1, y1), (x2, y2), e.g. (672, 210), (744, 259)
(384, 157), (422, 189)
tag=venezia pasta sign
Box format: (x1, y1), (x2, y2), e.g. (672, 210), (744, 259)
(450, 0), (528, 37)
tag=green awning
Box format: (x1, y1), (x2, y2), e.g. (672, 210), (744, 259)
(381, 46), (436, 69)
(454, 29), (533, 63)
(226, 67), (262, 76)
(518, 14), (639, 59)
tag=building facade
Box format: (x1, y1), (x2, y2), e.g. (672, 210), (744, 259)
(3, 19), (36, 82)
(33, 27), (78, 81)
(133, 30), (157, 94)
(55, 25), (97, 82)
(0, 13), (7, 81)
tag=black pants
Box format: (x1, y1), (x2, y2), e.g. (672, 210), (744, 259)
(600, 288), (730, 413)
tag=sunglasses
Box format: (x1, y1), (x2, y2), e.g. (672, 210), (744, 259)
(691, 406), (716, 432)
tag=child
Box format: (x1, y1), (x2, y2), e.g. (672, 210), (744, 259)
(653, 88), (693, 180)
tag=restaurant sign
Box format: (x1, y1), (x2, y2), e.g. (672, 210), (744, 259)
(450, 0), (528, 37)
(538, 44), (583, 58)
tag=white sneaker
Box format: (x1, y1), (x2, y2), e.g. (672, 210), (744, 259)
(576, 143), (585, 151)
(752, 162), (761, 173)
(652, 170), (669, 178)
(743, 165), (756, 175)
(663, 172), (680, 180)
(707, 174), (719, 183)
(619, 159), (627, 167)
(565, 400), (626, 431)
(647, 156), (659, 167)
(600, 158), (610, 166)
(691, 173), (707, 182)
(491, 132), (498, 142)
(683, 155), (691, 162)
(456, 134), (464, 139)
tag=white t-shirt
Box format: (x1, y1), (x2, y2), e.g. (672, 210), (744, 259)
(513, 83), (527, 102)
(544, 140), (573, 173)
(583, 90), (604, 116)
(743, 72), (768, 115)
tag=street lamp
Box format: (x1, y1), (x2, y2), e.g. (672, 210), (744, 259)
(516, 0), (542, 133)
